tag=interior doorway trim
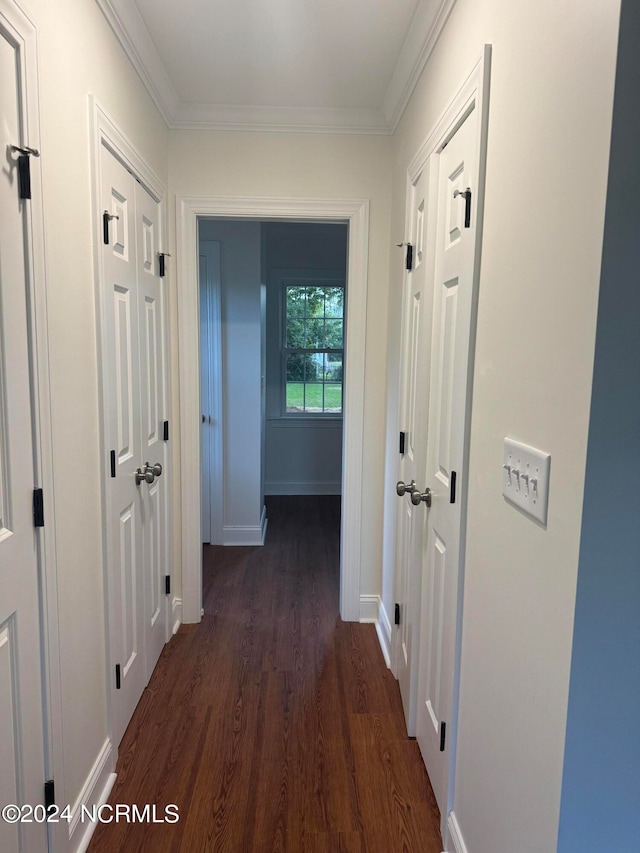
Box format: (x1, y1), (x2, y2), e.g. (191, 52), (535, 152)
(176, 196), (370, 624)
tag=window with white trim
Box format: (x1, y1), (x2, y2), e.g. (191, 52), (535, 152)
(283, 283), (344, 415)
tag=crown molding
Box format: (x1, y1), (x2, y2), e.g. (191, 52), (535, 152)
(383, 0), (458, 132)
(95, 0), (179, 122)
(169, 102), (390, 135)
(95, 0), (457, 135)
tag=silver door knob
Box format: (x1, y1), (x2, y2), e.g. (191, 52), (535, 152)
(396, 479), (417, 497)
(135, 466), (154, 485)
(410, 486), (432, 507)
(147, 462), (162, 478)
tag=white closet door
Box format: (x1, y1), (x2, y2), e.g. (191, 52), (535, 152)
(134, 180), (169, 680)
(101, 146), (146, 746)
(0, 20), (46, 853)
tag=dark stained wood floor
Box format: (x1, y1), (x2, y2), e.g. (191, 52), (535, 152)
(89, 496), (442, 852)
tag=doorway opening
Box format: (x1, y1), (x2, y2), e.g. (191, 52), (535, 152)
(177, 197), (370, 625)
(199, 220), (347, 565)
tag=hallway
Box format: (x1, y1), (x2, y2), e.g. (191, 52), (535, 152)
(88, 496), (442, 852)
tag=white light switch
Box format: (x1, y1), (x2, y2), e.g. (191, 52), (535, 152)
(502, 438), (551, 525)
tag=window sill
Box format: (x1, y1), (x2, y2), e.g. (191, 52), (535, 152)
(267, 416), (343, 429)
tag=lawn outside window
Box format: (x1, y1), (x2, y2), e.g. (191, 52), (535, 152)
(283, 283), (344, 415)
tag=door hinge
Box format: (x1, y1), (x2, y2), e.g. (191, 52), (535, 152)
(110, 450), (116, 478)
(33, 488), (44, 528)
(44, 779), (55, 811)
(394, 603), (401, 626)
(165, 575), (171, 595)
(163, 420), (169, 441)
(450, 470), (457, 504)
(158, 253), (171, 277)
(399, 431), (406, 455)
(11, 145), (40, 200)
(454, 187), (472, 228)
(405, 243), (413, 271)
(440, 721), (447, 752)
(103, 210), (119, 245)
(115, 664), (121, 690)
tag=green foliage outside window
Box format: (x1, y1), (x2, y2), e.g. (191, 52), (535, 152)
(284, 285), (344, 414)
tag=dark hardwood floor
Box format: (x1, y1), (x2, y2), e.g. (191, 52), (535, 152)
(89, 496), (442, 852)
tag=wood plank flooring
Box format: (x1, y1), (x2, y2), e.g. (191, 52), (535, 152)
(89, 496), (442, 852)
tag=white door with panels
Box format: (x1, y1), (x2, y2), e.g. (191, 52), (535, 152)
(394, 164), (436, 735)
(415, 107), (480, 816)
(0, 16), (46, 853)
(100, 142), (170, 746)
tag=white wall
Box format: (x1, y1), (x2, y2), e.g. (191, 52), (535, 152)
(24, 0), (168, 826)
(382, 1), (620, 851)
(199, 219), (264, 544)
(264, 222), (346, 495)
(169, 132), (393, 597)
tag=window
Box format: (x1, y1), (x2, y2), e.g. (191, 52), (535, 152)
(283, 284), (344, 415)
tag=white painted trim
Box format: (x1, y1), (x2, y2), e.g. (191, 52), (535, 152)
(223, 505), (268, 546)
(267, 418), (343, 429)
(177, 196), (369, 624)
(265, 481), (341, 496)
(0, 3), (65, 849)
(446, 811), (469, 853)
(94, 0), (179, 123)
(383, 0), (458, 132)
(171, 597), (182, 635)
(89, 98), (170, 751)
(93, 0), (457, 134)
(359, 595), (392, 668)
(68, 738), (116, 852)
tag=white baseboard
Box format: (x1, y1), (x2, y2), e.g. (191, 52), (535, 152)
(69, 738), (116, 853)
(265, 481), (341, 495)
(359, 594), (391, 668)
(447, 811), (469, 853)
(222, 506), (267, 546)
(172, 596), (182, 634)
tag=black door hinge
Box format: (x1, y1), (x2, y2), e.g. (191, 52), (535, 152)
(103, 210), (119, 245)
(399, 431), (406, 455)
(394, 603), (401, 626)
(44, 779), (55, 812)
(165, 575), (171, 595)
(163, 420), (169, 441)
(33, 488), (44, 528)
(115, 664), (121, 690)
(110, 450), (116, 478)
(158, 253), (171, 277)
(406, 243), (413, 271)
(450, 470), (457, 504)
(454, 188), (472, 228)
(440, 721), (447, 752)
(11, 145), (39, 200)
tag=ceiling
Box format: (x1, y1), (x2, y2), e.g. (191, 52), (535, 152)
(96, 0), (455, 133)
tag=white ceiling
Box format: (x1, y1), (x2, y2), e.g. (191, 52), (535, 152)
(97, 0), (456, 133)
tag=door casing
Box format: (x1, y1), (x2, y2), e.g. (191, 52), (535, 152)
(177, 197), (370, 624)
(90, 99), (173, 751)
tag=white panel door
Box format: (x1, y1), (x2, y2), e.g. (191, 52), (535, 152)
(101, 148), (146, 745)
(395, 165), (435, 735)
(416, 107), (479, 815)
(135, 180), (169, 681)
(0, 21), (46, 853)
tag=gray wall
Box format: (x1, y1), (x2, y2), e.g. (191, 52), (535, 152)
(264, 222), (347, 494)
(558, 1), (640, 848)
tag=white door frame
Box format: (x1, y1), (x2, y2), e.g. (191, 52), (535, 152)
(403, 48), (491, 848)
(0, 0), (64, 848)
(177, 196), (370, 623)
(90, 99), (172, 746)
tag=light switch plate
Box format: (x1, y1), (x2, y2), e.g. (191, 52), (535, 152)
(502, 438), (551, 525)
